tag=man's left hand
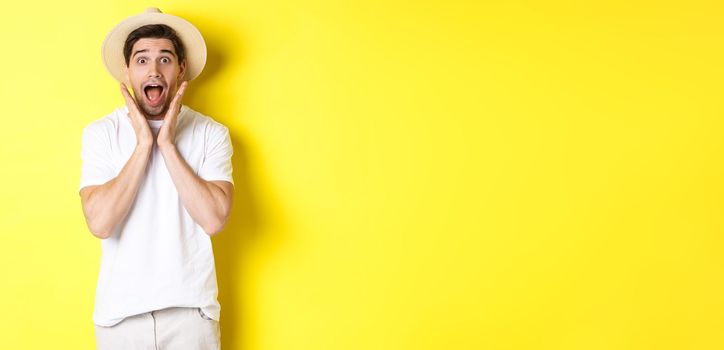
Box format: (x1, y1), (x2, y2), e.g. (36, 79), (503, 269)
(157, 81), (188, 149)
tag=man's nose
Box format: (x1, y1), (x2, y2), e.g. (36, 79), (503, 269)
(147, 62), (161, 78)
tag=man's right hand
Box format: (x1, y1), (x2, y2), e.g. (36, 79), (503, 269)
(121, 83), (154, 148)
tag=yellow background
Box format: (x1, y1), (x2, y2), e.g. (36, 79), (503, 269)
(1, 0), (722, 349)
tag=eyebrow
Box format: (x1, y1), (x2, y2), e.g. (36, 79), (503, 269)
(132, 49), (177, 58)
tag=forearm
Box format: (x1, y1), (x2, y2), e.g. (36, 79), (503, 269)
(84, 144), (153, 238)
(159, 144), (229, 235)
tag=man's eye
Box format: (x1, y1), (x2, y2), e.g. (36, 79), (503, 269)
(137, 58), (146, 64)
(161, 57), (170, 63)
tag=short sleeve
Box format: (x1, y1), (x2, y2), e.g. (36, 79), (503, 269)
(198, 124), (234, 187)
(79, 126), (116, 192)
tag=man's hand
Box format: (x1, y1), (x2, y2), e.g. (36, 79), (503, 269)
(157, 81), (188, 149)
(120, 83), (154, 148)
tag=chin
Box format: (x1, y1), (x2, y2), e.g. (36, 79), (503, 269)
(142, 107), (164, 117)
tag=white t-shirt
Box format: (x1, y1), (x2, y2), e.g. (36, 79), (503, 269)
(79, 104), (234, 327)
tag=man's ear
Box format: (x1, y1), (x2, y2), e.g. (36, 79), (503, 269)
(123, 65), (132, 94)
(178, 60), (187, 81)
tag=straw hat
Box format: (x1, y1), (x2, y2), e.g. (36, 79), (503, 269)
(101, 7), (207, 83)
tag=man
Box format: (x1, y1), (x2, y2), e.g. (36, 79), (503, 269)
(79, 8), (233, 349)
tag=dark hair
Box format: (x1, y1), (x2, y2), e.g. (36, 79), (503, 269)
(123, 24), (186, 66)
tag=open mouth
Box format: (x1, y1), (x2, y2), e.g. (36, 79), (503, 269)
(143, 83), (166, 107)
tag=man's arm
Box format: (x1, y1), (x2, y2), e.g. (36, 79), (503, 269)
(158, 143), (233, 236)
(79, 144), (153, 239)
(79, 84), (156, 239)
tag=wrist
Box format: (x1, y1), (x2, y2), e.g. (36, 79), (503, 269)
(158, 142), (176, 152)
(136, 142), (153, 151)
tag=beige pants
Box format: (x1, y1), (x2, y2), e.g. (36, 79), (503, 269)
(94, 307), (220, 350)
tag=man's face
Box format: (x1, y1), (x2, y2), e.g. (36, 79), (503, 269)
(125, 38), (186, 119)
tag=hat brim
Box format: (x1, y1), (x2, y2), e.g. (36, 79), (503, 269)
(102, 12), (207, 84)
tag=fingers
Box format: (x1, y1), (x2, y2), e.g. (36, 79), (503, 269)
(119, 83), (133, 104)
(120, 83), (142, 116)
(169, 81), (188, 113)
